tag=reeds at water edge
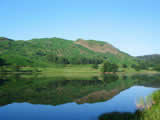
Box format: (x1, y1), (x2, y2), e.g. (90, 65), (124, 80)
(136, 95), (155, 110)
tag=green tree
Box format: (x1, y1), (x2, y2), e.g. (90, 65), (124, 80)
(12, 64), (21, 72)
(122, 64), (127, 68)
(111, 64), (119, 72)
(132, 63), (147, 71)
(0, 58), (6, 66)
(92, 64), (98, 69)
(47, 54), (57, 63)
(101, 61), (118, 73)
(153, 64), (160, 71)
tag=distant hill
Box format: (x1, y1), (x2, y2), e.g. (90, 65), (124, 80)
(0, 37), (136, 66)
(137, 54), (160, 67)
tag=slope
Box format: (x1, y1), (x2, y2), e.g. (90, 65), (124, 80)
(0, 37), (136, 67)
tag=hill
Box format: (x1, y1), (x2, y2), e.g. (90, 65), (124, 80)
(0, 37), (136, 67)
(137, 54), (160, 67)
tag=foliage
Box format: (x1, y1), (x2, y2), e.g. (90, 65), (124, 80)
(101, 61), (118, 73)
(92, 64), (99, 69)
(0, 74), (132, 106)
(0, 37), (136, 67)
(131, 62), (147, 71)
(0, 57), (6, 66)
(1, 73), (159, 107)
(153, 64), (160, 72)
(99, 90), (160, 120)
(122, 64), (127, 68)
(138, 54), (160, 70)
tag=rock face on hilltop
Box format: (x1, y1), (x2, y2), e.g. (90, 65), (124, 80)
(0, 37), (136, 66)
(75, 39), (120, 55)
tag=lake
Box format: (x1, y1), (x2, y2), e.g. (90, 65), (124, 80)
(0, 73), (159, 120)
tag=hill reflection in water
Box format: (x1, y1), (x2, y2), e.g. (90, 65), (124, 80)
(0, 73), (159, 120)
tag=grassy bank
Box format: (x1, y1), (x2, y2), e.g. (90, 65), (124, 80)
(99, 90), (160, 120)
(0, 64), (159, 76)
(0, 64), (99, 74)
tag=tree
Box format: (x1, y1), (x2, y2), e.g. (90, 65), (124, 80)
(101, 61), (118, 73)
(0, 58), (6, 66)
(47, 54), (57, 63)
(122, 64), (127, 68)
(153, 65), (160, 71)
(111, 64), (119, 72)
(131, 63), (147, 71)
(92, 64), (98, 69)
(131, 64), (137, 68)
(12, 64), (21, 72)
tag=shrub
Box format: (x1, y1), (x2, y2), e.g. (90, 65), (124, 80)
(92, 64), (98, 69)
(101, 61), (118, 73)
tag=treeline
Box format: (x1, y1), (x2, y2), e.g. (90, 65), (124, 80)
(0, 37), (136, 67)
(0, 58), (7, 66)
(0, 57), (41, 73)
(137, 55), (160, 71)
(131, 62), (148, 71)
(131, 60), (160, 72)
(137, 54), (160, 67)
(101, 61), (119, 73)
(47, 54), (103, 64)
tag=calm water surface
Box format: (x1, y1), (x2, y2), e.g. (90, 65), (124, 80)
(0, 74), (159, 120)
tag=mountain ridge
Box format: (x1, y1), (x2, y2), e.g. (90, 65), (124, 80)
(0, 37), (136, 66)
(137, 54), (160, 67)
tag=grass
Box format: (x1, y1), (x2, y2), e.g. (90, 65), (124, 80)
(24, 65), (159, 75)
(1, 64), (159, 77)
(119, 67), (159, 75)
(43, 65), (98, 72)
(99, 90), (160, 120)
(39, 64), (100, 77)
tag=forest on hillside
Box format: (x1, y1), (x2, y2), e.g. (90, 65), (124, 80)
(0, 37), (136, 67)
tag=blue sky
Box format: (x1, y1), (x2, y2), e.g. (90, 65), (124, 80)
(0, 0), (159, 56)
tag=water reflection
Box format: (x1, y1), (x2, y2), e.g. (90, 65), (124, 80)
(0, 73), (160, 120)
(0, 74), (121, 106)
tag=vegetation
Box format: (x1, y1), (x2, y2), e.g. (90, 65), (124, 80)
(101, 61), (119, 73)
(137, 54), (160, 67)
(138, 54), (160, 72)
(0, 37), (136, 68)
(122, 64), (128, 68)
(1, 73), (160, 106)
(154, 65), (160, 72)
(0, 74), (125, 106)
(131, 63), (147, 71)
(0, 36), (159, 75)
(92, 63), (99, 69)
(0, 37), (159, 119)
(99, 90), (160, 120)
(0, 58), (7, 66)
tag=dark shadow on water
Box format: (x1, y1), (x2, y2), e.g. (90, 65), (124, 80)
(99, 112), (135, 120)
(99, 112), (140, 120)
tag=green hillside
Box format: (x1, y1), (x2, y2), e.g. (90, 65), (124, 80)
(0, 37), (136, 67)
(137, 54), (160, 67)
(137, 54), (160, 71)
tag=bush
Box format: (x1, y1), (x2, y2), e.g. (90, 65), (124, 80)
(0, 58), (7, 66)
(153, 65), (160, 72)
(122, 64), (127, 68)
(92, 64), (98, 69)
(101, 61), (118, 73)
